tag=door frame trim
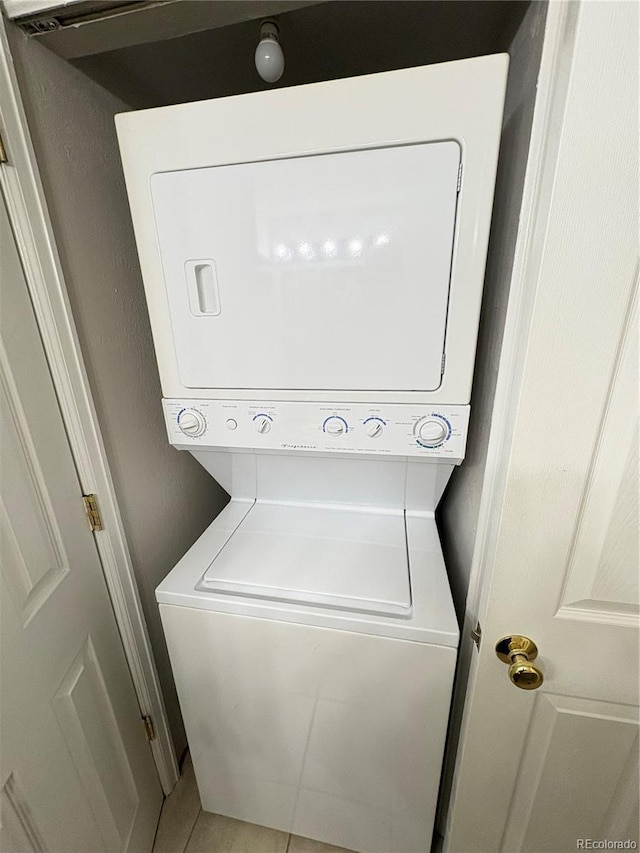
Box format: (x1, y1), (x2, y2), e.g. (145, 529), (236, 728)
(441, 0), (582, 846)
(0, 18), (179, 795)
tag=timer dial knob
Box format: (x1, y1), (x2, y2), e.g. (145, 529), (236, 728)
(324, 417), (346, 436)
(365, 420), (384, 438)
(254, 416), (272, 434)
(415, 417), (448, 446)
(177, 409), (206, 437)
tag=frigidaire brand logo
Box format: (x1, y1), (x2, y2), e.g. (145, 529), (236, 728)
(281, 443), (317, 450)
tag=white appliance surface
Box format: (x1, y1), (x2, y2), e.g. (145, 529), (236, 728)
(157, 497), (459, 851)
(163, 398), (471, 461)
(116, 55), (508, 404)
(160, 603), (457, 853)
(199, 502), (411, 617)
(150, 141), (460, 392)
(190, 451), (455, 512)
(156, 499), (458, 648)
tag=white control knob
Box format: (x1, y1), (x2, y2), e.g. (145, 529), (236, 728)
(325, 417), (346, 436)
(177, 409), (206, 437)
(365, 421), (384, 438)
(254, 416), (272, 434)
(226, 418), (238, 431)
(415, 417), (448, 446)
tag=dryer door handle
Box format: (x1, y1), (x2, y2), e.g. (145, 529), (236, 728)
(185, 260), (221, 316)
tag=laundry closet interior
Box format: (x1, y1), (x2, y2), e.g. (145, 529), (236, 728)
(5, 1), (547, 848)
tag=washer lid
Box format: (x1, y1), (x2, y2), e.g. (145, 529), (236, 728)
(198, 502), (411, 617)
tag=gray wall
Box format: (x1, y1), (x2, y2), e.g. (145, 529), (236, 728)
(7, 24), (228, 758)
(437, 0), (548, 623)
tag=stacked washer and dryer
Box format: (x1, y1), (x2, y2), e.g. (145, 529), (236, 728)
(117, 55), (507, 853)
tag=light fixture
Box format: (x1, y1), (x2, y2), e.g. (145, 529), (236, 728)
(255, 21), (285, 83)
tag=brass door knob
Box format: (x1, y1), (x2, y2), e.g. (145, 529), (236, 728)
(495, 635), (544, 690)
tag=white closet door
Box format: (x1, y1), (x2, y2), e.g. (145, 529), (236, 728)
(446, 3), (639, 851)
(0, 193), (163, 853)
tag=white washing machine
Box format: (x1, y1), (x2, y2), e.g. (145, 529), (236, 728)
(116, 55), (507, 853)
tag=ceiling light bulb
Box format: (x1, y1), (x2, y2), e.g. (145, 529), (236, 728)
(255, 21), (284, 83)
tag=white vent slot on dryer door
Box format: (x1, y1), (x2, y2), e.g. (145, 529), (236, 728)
(186, 260), (220, 316)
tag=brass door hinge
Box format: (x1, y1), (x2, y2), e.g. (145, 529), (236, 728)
(0, 133), (8, 164)
(82, 494), (103, 532)
(142, 715), (156, 742)
(471, 621), (482, 650)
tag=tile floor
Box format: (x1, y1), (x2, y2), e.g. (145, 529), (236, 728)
(152, 754), (353, 853)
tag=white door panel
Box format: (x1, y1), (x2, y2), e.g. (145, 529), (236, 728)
(52, 638), (141, 851)
(559, 305), (638, 619)
(0, 191), (162, 852)
(502, 694), (638, 853)
(0, 772), (46, 853)
(447, 3), (639, 851)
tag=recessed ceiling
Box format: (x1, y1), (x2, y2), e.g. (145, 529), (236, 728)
(30, 0), (530, 109)
(21, 1), (320, 57)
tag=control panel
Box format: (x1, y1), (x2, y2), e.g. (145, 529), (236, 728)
(164, 400), (470, 461)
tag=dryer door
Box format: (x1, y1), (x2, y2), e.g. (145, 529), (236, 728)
(151, 141), (460, 392)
